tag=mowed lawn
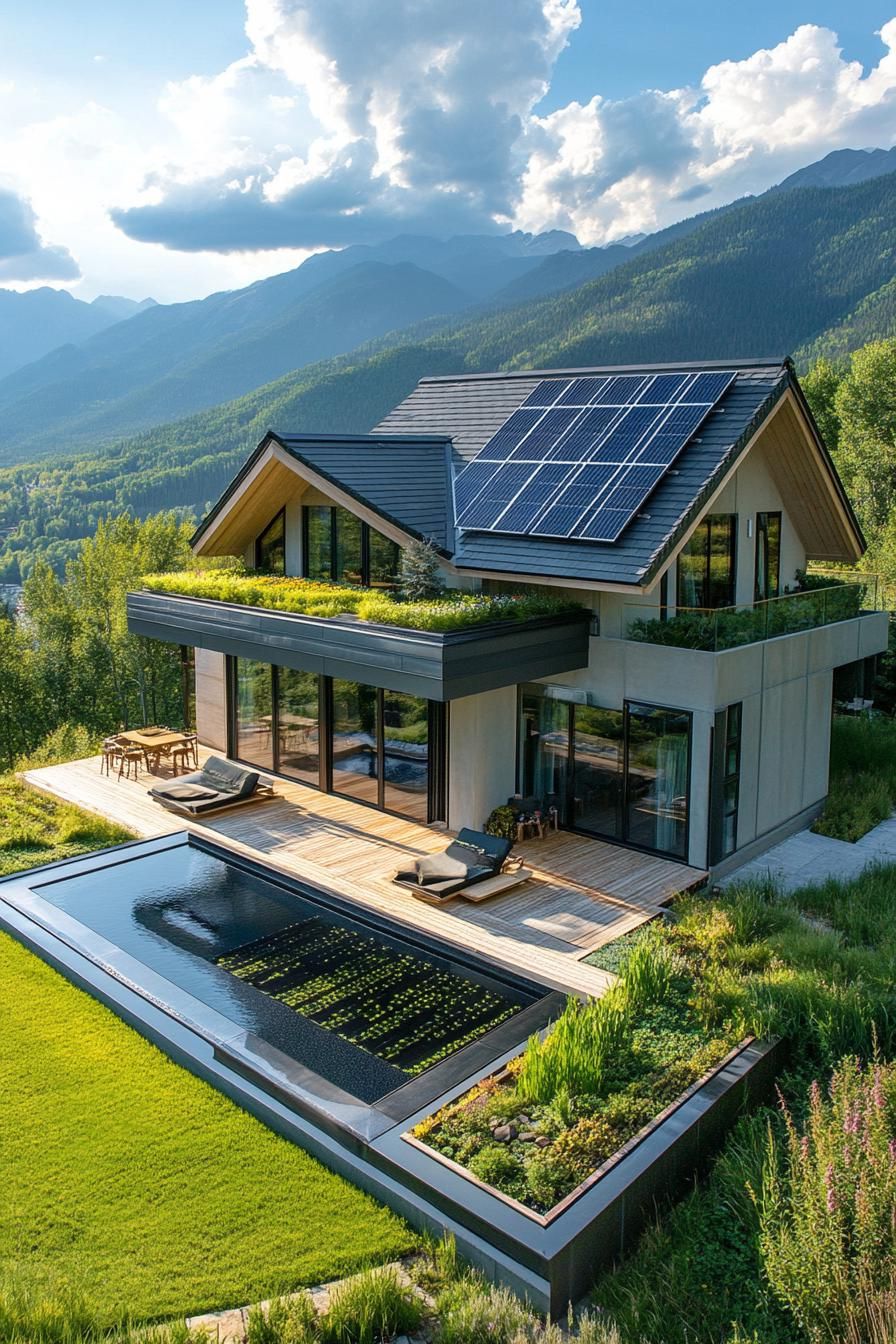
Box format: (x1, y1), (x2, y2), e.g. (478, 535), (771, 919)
(0, 780), (413, 1324)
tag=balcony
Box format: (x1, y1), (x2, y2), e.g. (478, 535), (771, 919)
(621, 581), (879, 652)
(126, 586), (591, 701)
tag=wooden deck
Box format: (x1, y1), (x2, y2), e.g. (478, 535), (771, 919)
(22, 754), (706, 999)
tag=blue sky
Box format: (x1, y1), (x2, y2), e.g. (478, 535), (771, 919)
(1, 2), (895, 300)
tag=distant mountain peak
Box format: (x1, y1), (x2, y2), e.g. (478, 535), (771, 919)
(772, 146), (896, 193)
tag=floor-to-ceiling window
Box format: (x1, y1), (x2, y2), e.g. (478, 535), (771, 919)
(331, 679), (380, 805)
(255, 510), (286, 574)
(230, 660), (442, 822)
(234, 658), (274, 772)
(382, 692), (429, 822)
(624, 704), (690, 858)
(520, 688), (691, 860)
(754, 512), (781, 603)
(302, 505), (401, 587)
(277, 668), (320, 786)
(677, 514), (737, 609)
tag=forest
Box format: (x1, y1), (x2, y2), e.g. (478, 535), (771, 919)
(3, 172), (896, 582)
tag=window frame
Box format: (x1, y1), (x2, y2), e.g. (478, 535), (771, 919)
(754, 511), (782, 604)
(300, 504), (401, 588)
(676, 513), (738, 610)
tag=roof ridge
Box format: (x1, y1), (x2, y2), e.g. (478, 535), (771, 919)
(419, 357), (790, 385)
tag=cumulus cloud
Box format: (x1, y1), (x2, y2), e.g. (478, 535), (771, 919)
(112, 0), (580, 250)
(108, 8), (896, 256)
(0, 184), (79, 280)
(515, 20), (896, 243)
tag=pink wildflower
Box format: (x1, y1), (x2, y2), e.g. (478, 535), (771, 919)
(888, 1139), (896, 1162)
(873, 1070), (885, 1110)
(801, 1135), (810, 1160)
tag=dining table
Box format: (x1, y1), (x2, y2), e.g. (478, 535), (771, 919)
(117, 727), (195, 773)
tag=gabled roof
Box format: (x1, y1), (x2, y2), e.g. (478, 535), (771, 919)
(374, 357), (864, 585)
(192, 431), (452, 553)
(272, 433), (453, 550)
(193, 357), (865, 586)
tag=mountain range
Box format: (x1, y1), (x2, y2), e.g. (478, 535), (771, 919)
(1, 146), (896, 581)
(3, 145), (895, 466)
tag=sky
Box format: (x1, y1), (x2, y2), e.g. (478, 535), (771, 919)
(1, 1), (895, 303)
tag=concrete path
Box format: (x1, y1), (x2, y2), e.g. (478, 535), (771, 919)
(721, 815), (896, 892)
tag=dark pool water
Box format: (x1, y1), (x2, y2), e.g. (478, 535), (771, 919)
(35, 845), (534, 1102)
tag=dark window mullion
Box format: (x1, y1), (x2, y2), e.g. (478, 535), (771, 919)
(329, 507), (338, 582)
(361, 523), (371, 586)
(376, 687), (385, 809)
(271, 665), (280, 774)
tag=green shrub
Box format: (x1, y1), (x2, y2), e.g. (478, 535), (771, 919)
(484, 805), (516, 840)
(755, 1056), (896, 1343)
(319, 1267), (421, 1344)
(813, 714), (896, 841)
(468, 1144), (522, 1191)
(15, 723), (100, 770)
(248, 1293), (317, 1344)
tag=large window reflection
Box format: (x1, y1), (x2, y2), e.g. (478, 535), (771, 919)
(677, 514), (737, 609)
(302, 505), (401, 587)
(519, 689), (691, 860)
(382, 692), (429, 822)
(277, 669), (320, 786)
(572, 707), (624, 840)
(625, 704), (690, 858)
(235, 658), (274, 772)
(331, 679), (380, 805)
(255, 510), (285, 574)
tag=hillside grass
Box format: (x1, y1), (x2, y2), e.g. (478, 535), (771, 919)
(812, 714), (896, 842)
(0, 781), (412, 1326)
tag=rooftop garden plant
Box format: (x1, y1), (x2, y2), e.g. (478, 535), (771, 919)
(140, 568), (585, 633)
(627, 575), (866, 652)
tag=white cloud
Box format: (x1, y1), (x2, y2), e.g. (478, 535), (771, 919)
(112, 0), (582, 250)
(0, 182), (78, 281)
(516, 20), (896, 243)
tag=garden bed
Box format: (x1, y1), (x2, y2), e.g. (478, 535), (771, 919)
(407, 927), (740, 1216)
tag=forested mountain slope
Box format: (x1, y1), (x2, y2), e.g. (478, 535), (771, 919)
(3, 172), (896, 580)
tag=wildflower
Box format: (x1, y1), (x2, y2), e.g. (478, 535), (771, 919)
(825, 1164), (837, 1214)
(873, 1069), (885, 1109)
(888, 1138), (896, 1162)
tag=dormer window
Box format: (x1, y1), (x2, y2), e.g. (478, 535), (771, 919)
(255, 510), (286, 574)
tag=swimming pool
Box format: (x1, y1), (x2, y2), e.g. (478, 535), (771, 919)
(5, 834), (550, 1108)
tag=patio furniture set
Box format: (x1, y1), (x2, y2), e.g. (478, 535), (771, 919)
(100, 727), (198, 781)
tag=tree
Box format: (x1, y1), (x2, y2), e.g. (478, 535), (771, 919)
(398, 538), (444, 601)
(802, 356), (843, 453)
(834, 339), (896, 533)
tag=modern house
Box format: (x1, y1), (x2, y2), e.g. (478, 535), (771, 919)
(128, 357), (888, 877)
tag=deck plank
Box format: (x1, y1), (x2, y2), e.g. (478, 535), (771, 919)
(21, 754), (705, 999)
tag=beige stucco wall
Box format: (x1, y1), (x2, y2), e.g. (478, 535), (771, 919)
(194, 648), (228, 751)
(448, 686), (518, 832)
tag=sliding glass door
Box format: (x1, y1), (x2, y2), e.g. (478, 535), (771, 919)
(234, 658), (274, 772)
(331, 679), (380, 806)
(520, 690), (691, 860)
(625, 704), (690, 858)
(277, 668), (320, 786)
(382, 692), (429, 821)
(230, 659), (443, 822)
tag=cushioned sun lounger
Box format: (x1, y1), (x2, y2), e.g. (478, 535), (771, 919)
(148, 756), (272, 816)
(393, 828), (515, 904)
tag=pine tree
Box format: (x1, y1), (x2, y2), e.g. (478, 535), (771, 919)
(398, 538), (444, 601)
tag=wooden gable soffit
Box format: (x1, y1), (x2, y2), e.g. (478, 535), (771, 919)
(194, 438), (430, 558)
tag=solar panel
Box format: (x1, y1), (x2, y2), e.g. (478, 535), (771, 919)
(453, 369), (736, 542)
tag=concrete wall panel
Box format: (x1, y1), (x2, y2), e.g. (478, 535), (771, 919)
(449, 687), (518, 832)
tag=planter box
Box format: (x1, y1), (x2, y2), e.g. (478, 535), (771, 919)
(126, 591), (591, 701)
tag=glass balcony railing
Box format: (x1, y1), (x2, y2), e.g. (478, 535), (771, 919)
(622, 581), (877, 653)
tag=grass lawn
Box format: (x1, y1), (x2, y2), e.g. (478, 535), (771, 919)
(0, 778), (413, 1326)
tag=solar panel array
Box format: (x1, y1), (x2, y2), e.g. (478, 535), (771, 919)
(453, 370), (736, 543)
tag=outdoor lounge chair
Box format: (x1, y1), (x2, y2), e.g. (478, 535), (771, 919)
(147, 756), (273, 816)
(393, 828), (532, 905)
